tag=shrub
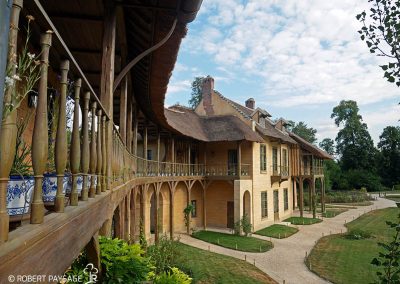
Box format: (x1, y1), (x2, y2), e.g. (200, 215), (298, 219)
(147, 235), (181, 274)
(394, 184), (400, 191)
(150, 267), (192, 284)
(99, 237), (152, 283)
(183, 204), (194, 233)
(344, 229), (372, 240)
(233, 214), (252, 236)
(139, 218), (147, 251)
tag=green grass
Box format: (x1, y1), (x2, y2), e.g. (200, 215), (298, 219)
(325, 204), (357, 209)
(330, 201), (374, 206)
(284, 216), (322, 225)
(307, 208), (399, 284)
(191, 230), (273, 253)
(385, 194), (400, 203)
(319, 208), (348, 218)
(175, 243), (277, 284)
(255, 224), (298, 239)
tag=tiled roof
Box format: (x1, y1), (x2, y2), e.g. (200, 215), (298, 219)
(288, 132), (333, 159)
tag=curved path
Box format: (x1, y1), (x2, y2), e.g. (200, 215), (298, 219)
(180, 197), (396, 284)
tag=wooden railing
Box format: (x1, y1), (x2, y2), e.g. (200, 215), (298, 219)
(301, 166), (324, 176)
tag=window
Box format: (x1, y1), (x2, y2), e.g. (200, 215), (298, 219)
(282, 149), (288, 175)
(260, 144), (267, 171)
(261, 192), (268, 218)
(191, 200), (197, 217)
(272, 147), (278, 173)
(284, 188), (288, 210)
(147, 149), (152, 160)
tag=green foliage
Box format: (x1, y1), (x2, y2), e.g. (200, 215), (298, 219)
(3, 18), (40, 119)
(377, 126), (400, 188)
(147, 235), (181, 274)
(284, 216), (322, 225)
(233, 214), (252, 236)
(357, 0), (400, 87)
(139, 218), (147, 251)
(332, 100), (376, 172)
(151, 267), (192, 284)
(183, 204), (194, 233)
(287, 121), (317, 144)
(10, 110), (33, 176)
(323, 190), (374, 203)
(343, 169), (382, 192)
(188, 77), (205, 109)
(319, 138), (335, 156)
(371, 214), (400, 283)
(255, 224), (298, 239)
(345, 229), (372, 240)
(63, 251), (90, 283)
(99, 237), (152, 283)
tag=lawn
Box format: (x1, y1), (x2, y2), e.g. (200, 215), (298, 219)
(175, 243), (277, 284)
(319, 208), (348, 218)
(307, 208), (399, 284)
(191, 230), (273, 252)
(329, 201), (374, 206)
(255, 224), (298, 239)
(284, 216), (322, 225)
(385, 194), (400, 203)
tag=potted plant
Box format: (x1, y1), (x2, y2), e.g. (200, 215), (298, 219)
(7, 111), (34, 220)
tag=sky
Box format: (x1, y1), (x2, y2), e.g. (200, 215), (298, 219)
(165, 0), (399, 145)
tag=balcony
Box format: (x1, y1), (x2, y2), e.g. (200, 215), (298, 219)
(300, 166), (324, 176)
(271, 165), (289, 185)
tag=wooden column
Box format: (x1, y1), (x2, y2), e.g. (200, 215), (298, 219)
(157, 130), (160, 175)
(170, 189), (175, 239)
(86, 232), (102, 274)
(143, 123), (148, 174)
(100, 1), (116, 193)
(154, 188), (160, 242)
(70, 79), (82, 206)
(312, 178), (316, 218)
(171, 137), (175, 173)
(54, 60), (69, 212)
(237, 141), (242, 177)
(96, 110), (102, 194)
(125, 193), (131, 241)
(126, 94), (133, 152)
(81, 92), (90, 201)
(321, 178), (326, 213)
(0, 0), (22, 241)
(203, 187), (207, 230)
(30, 32), (52, 224)
(89, 102), (97, 198)
(187, 185), (192, 234)
(119, 77), (127, 143)
(133, 108), (138, 156)
(299, 177), (304, 218)
(130, 191), (136, 242)
(102, 116), (107, 191)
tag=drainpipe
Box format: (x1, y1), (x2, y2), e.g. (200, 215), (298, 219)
(0, 0), (12, 130)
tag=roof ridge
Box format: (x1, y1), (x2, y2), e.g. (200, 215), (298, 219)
(214, 91), (252, 120)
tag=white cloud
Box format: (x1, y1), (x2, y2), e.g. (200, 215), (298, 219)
(166, 79), (191, 95)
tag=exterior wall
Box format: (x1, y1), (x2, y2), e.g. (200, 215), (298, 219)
(204, 141), (252, 169)
(190, 183), (204, 229)
(205, 181), (234, 228)
(250, 140), (294, 231)
(137, 139), (167, 160)
(173, 182), (188, 233)
(160, 184), (170, 234)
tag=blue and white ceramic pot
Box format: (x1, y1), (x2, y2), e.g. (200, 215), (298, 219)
(87, 175), (97, 188)
(42, 173), (71, 203)
(67, 174), (83, 195)
(7, 176), (35, 216)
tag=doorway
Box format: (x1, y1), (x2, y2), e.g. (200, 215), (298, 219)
(227, 201), (234, 229)
(273, 190), (279, 221)
(228, 149), (238, 175)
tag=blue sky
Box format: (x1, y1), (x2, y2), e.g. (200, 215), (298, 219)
(165, 0), (399, 144)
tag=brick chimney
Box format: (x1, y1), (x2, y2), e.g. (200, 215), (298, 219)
(202, 76), (214, 115)
(245, 98), (255, 109)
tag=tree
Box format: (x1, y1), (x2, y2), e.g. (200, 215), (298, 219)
(188, 76), (204, 109)
(357, 0), (400, 86)
(377, 126), (400, 187)
(331, 100), (376, 172)
(319, 138), (335, 156)
(287, 121), (317, 144)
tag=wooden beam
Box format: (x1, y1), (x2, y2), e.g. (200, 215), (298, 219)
(119, 77), (127, 142)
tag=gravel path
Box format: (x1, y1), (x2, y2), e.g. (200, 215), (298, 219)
(180, 197), (396, 284)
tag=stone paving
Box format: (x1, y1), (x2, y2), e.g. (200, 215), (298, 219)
(180, 197), (397, 284)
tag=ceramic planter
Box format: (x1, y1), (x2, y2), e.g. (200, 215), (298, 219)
(42, 173), (71, 203)
(7, 176), (35, 216)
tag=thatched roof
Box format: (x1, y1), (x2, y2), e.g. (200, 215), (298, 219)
(288, 132), (333, 159)
(255, 123), (297, 144)
(165, 106), (263, 142)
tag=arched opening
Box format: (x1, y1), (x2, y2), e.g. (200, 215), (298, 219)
(190, 181), (204, 229)
(159, 183), (170, 234)
(243, 190), (251, 219)
(173, 181), (188, 233)
(112, 205), (121, 239)
(147, 184), (156, 235)
(134, 189), (142, 240)
(303, 179), (312, 211)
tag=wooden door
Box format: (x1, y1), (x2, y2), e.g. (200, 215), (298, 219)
(273, 190), (279, 221)
(227, 201), (234, 229)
